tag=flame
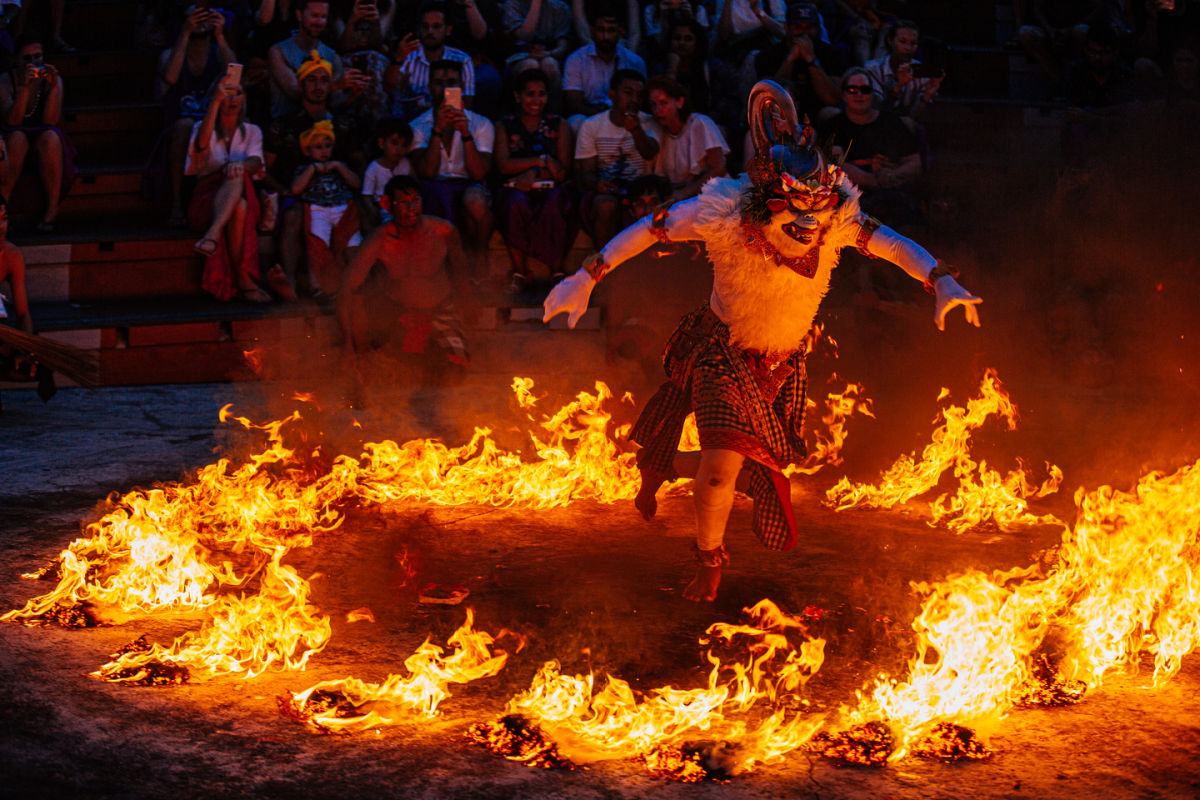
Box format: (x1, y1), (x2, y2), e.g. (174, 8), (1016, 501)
(840, 456), (1200, 757)
(787, 381), (875, 476)
(825, 370), (1063, 532)
(281, 609), (516, 732)
(477, 600), (825, 777)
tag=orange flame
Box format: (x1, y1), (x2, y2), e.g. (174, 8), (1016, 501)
(486, 600), (825, 774)
(282, 609), (517, 732)
(825, 370), (1063, 532)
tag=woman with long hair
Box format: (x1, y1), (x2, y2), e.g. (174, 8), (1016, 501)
(646, 74), (728, 202)
(493, 68), (574, 290)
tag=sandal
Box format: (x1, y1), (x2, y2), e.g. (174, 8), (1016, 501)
(194, 237), (219, 257)
(239, 286), (272, 304)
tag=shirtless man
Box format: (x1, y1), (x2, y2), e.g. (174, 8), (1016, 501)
(338, 174), (470, 385)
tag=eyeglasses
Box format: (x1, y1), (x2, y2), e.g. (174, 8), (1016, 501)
(844, 85), (872, 95)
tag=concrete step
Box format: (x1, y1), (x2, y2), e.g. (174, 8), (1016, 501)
(62, 103), (162, 166)
(53, 50), (158, 105)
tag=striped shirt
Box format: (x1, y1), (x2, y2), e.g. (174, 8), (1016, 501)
(397, 46), (475, 115)
(574, 111), (661, 186)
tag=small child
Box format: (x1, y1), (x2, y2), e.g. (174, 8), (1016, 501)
(292, 120), (363, 295)
(362, 117), (413, 223)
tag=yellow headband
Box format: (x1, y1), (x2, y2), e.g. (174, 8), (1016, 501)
(296, 50), (332, 82)
(299, 120), (335, 151)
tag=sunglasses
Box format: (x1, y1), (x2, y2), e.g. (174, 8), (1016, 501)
(844, 84), (872, 95)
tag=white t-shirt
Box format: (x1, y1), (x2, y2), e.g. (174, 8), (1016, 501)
(652, 113), (729, 185)
(362, 158), (413, 200)
(410, 109), (495, 180)
(715, 0), (786, 36)
(185, 121), (264, 177)
(574, 111), (661, 186)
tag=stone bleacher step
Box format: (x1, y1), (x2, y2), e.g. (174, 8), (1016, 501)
(53, 50), (158, 106)
(60, 0), (139, 53)
(63, 103), (162, 166)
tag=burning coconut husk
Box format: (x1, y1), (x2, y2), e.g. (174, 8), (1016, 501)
(466, 714), (576, 770)
(1013, 653), (1087, 707)
(96, 635), (190, 685)
(910, 722), (992, 761)
(639, 740), (747, 782)
(809, 721), (894, 767)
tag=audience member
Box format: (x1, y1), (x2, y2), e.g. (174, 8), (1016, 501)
(714, 0), (786, 66)
(502, 0), (573, 90)
(0, 33), (73, 233)
(1018, 0), (1106, 89)
(754, 1), (843, 120)
(362, 116), (414, 226)
(1062, 22), (1141, 166)
(264, 51), (365, 295)
(157, 4), (237, 227)
(820, 66), (922, 224)
(410, 58), (494, 281)
(563, 2), (647, 128)
(0, 195), (29, 332)
(291, 120), (363, 295)
(863, 19), (943, 120)
(574, 68), (660, 247)
(267, 0), (346, 118)
(643, 0), (710, 58)
(649, 17), (712, 114)
(494, 68), (574, 289)
(339, 174), (471, 385)
(569, 0), (642, 51)
(391, 1), (477, 116)
(186, 77), (277, 303)
(337, 0), (394, 126)
(645, 74), (728, 201)
(823, 0), (887, 67)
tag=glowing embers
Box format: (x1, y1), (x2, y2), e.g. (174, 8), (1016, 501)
(810, 721), (894, 766)
(474, 600), (826, 781)
(1012, 653), (1087, 707)
(826, 369), (1063, 533)
(281, 610), (517, 733)
(909, 722), (992, 761)
(98, 636), (190, 686)
(466, 715), (575, 770)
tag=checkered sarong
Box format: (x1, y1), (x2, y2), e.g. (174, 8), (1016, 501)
(396, 298), (469, 366)
(630, 305), (807, 550)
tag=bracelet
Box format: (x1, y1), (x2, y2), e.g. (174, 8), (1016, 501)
(582, 251), (611, 283)
(692, 543), (730, 568)
(923, 260), (959, 295)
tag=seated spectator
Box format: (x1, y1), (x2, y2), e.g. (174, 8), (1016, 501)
(291, 120), (363, 296)
(649, 17), (712, 114)
(1017, 0), (1105, 89)
(714, 0), (786, 67)
(494, 68), (574, 290)
(643, 0), (711, 60)
(0, 196), (29, 332)
(267, 0), (346, 118)
(338, 175), (472, 386)
(336, 0), (394, 127)
(569, 0), (642, 52)
(389, 1), (476, 117)
(645, 75), (728, 201)
(819, 67), (923, 225)
(502, 0), (573, 92)
(362, 116), (414, 227)
(823, 0), (887, 67)
(0, 33), (74, 233)
(410, 58), (494, 282)
(264, 50), (366, 295)
(563, 2), (647, 129)
(624, 172), (671, 219)
(863, 19), (943, 120)
(332, 0), (396, 48)
(574, 68), (660, 247)
(186, 77), (278, 303)
(754, 2), (843, 121)
(1061, 22), (1141, 167)
(156, 4), (236, 227)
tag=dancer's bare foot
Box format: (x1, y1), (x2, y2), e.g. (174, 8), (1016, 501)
(266, 264), (299, 302)
(683, 565), (721, 602)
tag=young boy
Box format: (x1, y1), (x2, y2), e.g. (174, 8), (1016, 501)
(292, 120), (363, 295)
(362, 117), (413, 224)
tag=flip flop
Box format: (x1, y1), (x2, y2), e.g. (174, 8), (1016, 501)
(194, 237), (219, 257)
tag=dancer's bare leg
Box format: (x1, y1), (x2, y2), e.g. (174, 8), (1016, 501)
(636, 448), (749, 520)
(684, 448), (744, 602)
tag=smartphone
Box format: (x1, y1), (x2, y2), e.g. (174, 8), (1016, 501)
(225, 61), (243, 87)
(351, 53), (368, 72)
(443, 86), (462, 110)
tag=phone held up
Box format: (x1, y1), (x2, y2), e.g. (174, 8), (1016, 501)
(443, 86), (463, 111)
(224, 62), (243, 88)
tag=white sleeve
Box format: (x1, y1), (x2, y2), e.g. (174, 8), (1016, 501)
(574, 117), (598, 159)
(244, 124), (264, 161)
(562, 51), (584, 92)
(865, 222), (937, 283)
(471, 115), (495, 154)
(599, 196), (704, 270)
(362, 162), (383, 196)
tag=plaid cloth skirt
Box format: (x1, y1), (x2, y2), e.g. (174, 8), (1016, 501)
(630, 304), (808, 550)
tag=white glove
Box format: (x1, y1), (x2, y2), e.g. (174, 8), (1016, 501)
(542, 269), (595, 329)
(933, 275), (982, 331)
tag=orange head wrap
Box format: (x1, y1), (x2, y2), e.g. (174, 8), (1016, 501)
(296, 50), (332, 82)
(299, 119), (335, 152)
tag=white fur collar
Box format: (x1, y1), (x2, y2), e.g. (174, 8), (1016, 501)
(693, 176), (863, 354)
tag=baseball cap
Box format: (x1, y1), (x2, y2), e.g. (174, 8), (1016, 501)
(786, 2), (819, 23)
